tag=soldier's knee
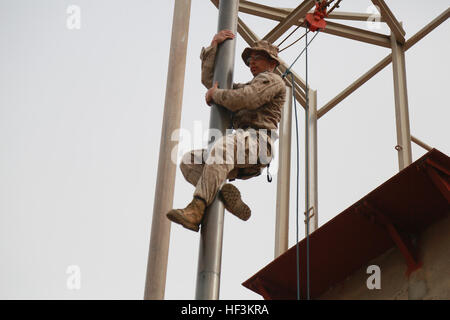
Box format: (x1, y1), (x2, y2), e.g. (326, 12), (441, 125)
(180, 152), (192, 174)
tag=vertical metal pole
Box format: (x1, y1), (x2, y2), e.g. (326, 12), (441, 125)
(391, 30), (412, 171)
(275, 86), (292, 259)
(195, 0), (239, 300)
(305, 89), (318, 234)
(391, 24), (427, 300)
(144, 0), (191, 300)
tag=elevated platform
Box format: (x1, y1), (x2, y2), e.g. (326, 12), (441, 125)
(243, 149), (450, 299)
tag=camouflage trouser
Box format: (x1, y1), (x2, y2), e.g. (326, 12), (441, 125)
(180, 129), (274, 206)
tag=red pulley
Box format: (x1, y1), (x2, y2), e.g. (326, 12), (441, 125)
(305, 1), (328, 32)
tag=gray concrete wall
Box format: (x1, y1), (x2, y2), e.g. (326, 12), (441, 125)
(319, 214), (450, 300)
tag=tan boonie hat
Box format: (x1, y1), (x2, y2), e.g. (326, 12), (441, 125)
(241, 40), (281, 67)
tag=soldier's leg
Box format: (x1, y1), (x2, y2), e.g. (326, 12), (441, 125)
(166, 149), (208, 232)
(220, 129), (262, 220)
(193, 132), (238, 206)
(168, 130), (271, 231)
(179, 149), (206, 187)
(167, 136), (240, 232)
(180, 148), (238, 188)
(234, 129), (273, 179)
(192, 130), (262, 208)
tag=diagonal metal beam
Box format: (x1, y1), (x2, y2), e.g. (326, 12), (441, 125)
(262, 0), (315, 44)
(363, 201), (422, 275)
(238, 1), (391, 48)
(317, 54), (392, 118)
(371, 0), (406, 44)
(425, 166), (450, 205)
(405, 7), (450, 50)
(411, 135), (433, 152)
(318, 8), (449, 119)
(276, 63), (307, 108)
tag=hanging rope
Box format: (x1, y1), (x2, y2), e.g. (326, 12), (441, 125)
(279, 28), (309, 53)
(277, 22), (305, 49)
(279, 0), (342, 53)
(290, 71), (301, 300)
(327, 0), (343, 15)
(305, 28), (311, 301)
(281, 30), (320, 79)
(283, 27), (320, 301)
(278, 22), (308, 53)
(277, 0), (344, 301)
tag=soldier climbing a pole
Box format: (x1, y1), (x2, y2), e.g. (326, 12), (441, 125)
(166, 30), (286, 232)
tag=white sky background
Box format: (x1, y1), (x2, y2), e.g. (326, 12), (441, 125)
(0, 0), (448, 299)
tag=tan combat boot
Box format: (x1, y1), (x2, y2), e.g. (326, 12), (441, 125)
(166, 197), (206, 232)
(220, 183), (251, 221)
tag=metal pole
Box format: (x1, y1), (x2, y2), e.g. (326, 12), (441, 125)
(305, 89), (318, 234)
(144, 0), (191, 300)
(411, 135), (433, 152)
(195, 0), (239, 300)
(391, 29), (412, 171)
(275, 86), (292, 259)
(392, 25), (427, 301)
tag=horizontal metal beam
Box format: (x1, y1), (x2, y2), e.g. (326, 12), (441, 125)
(262, 0), (315, 44)
(240, 2), (385, 22)
(371, 0), (406, 43)
(324, 11), (385, 22)
(318, 8), (450, 119)
(324, 20), (390, 48)
(238, 1), (391, 48)
(239, 1), (290, 21)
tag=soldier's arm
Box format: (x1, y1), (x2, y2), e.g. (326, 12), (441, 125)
(232, 82), (247, 89)
(200, 45), (217, 89)
(200, 30), (235, 89)
(212, 73), (285, 112)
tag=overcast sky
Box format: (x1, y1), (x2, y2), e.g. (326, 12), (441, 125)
(0, 0), (449, 300)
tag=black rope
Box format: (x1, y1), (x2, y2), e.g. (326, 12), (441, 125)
(279, 30), (310, 53)
(282, 27), (320, 301)
(305, 28), (311, 301)
(282, 30), (320, 79)
(277, 22), (304, 49)
(279, 0), (340, 300)
(290, 71), (301, 301)
(266, 163), (272, 182)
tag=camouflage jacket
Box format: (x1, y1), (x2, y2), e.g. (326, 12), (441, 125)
(200, 45), (286, 132)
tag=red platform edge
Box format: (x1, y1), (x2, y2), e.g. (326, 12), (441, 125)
(242, 148), (450, 300)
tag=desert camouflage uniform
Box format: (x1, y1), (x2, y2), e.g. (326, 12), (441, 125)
(180, 44), (286, 206)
